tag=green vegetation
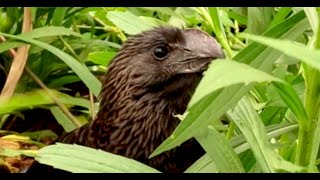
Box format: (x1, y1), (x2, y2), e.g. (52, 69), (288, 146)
(0, 7), (320, 173)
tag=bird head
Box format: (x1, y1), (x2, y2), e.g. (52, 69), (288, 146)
(105, 26), (225, 95)
(93, 27), (224, 169)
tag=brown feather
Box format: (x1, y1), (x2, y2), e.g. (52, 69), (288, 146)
(33, 26), (225, 173)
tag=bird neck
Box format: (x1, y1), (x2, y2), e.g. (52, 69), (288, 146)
(88, 72), (199, 159)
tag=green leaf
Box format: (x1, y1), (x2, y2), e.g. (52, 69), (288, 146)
(151, 11), (308, 158)
(227, 96), (305, 173)
(107, 11), (155, 35)
(247, 7), (274, 35)
(236, 10), (308, 72)
(21, 130), (58, 141)
(188, 60), (284, 107)
(206, 7), (233, 57)
(231, 123), (299, 155)
(0, 89), (90, 115)
(52, 8), (68, 26)
(87, 51), (116, 66)
(19, 26), (81, 39)
(139, 17), (168, 27)
(0, 147), (37, 158)
(139, 7), (179, 17)
(50, 106), (77, 132)
(269, 7), (292, 29)
(36, 143), (160, 173)
(0, 32), (102, 97)
(220, 10), (235, 28)
(227, 9), (248, 25)
(187, 122), (298, 173)
(239, 151), (256, 172)
(195, 126), (245, 173)
(0, 41), (26, 53)
(150, 59), (286, 158)
(207, 7), (226, 38)
(185, 154), (218, 173)
(304, 7), (319, 33)
(242, 33), (320, 75)
(47, 75), (81, 88)
(0, 27), (81, 54)
(272, 82), (308, 125)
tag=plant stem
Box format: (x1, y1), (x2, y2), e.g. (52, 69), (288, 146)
(296, 17), (320, 166)
(197, 7), (234, 58)
(226, 121), (236, 140)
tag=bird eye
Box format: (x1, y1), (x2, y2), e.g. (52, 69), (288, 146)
(153, 46), (169, 60)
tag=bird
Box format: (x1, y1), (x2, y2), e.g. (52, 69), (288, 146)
(28, 26), (225, 173)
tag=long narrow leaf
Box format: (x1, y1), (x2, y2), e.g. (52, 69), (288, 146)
(151, 11), (308, 158)
(0, 32), (101, 97)
(50, 106), (77, 133)
(242, 33), (320, 73)
(0, 89), (90, 114)
(36, 143), (160, 173)
(151, 60), (293, 158)
(195, 126), (245, 173)
(227, 96), (305, 172)
(185, 154), (217, 173)
(186, 123), (299, 173)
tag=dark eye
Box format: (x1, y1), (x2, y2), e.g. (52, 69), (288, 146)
(153, 46), (169, 60)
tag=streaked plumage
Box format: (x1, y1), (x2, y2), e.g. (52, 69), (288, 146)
(31, 26), (225, 173)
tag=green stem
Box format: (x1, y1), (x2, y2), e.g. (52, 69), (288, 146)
(59, 36), (80, 60)
(309, 112), (320, 170)
(295, 54), (320, 166)
(299, 68), (320, 165)
(295, 10), (320, 167)
(296, 37), (320, 167)
(197, 7), (234, 58)
(226, 121), (236, 140)
(295, 126), (314, 165)
(219, 36), (234, 58)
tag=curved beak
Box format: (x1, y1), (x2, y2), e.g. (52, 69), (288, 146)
(169, 28), (225, 74)
(183, 28), (225, 60)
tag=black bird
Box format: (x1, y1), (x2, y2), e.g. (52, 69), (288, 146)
(29, 26), (225, 173)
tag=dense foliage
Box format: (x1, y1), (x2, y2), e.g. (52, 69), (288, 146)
(0, 7), (320, 173)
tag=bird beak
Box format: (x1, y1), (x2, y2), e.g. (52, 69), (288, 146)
(170, 29), (225, 74)
(183, 28), (225, 60)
